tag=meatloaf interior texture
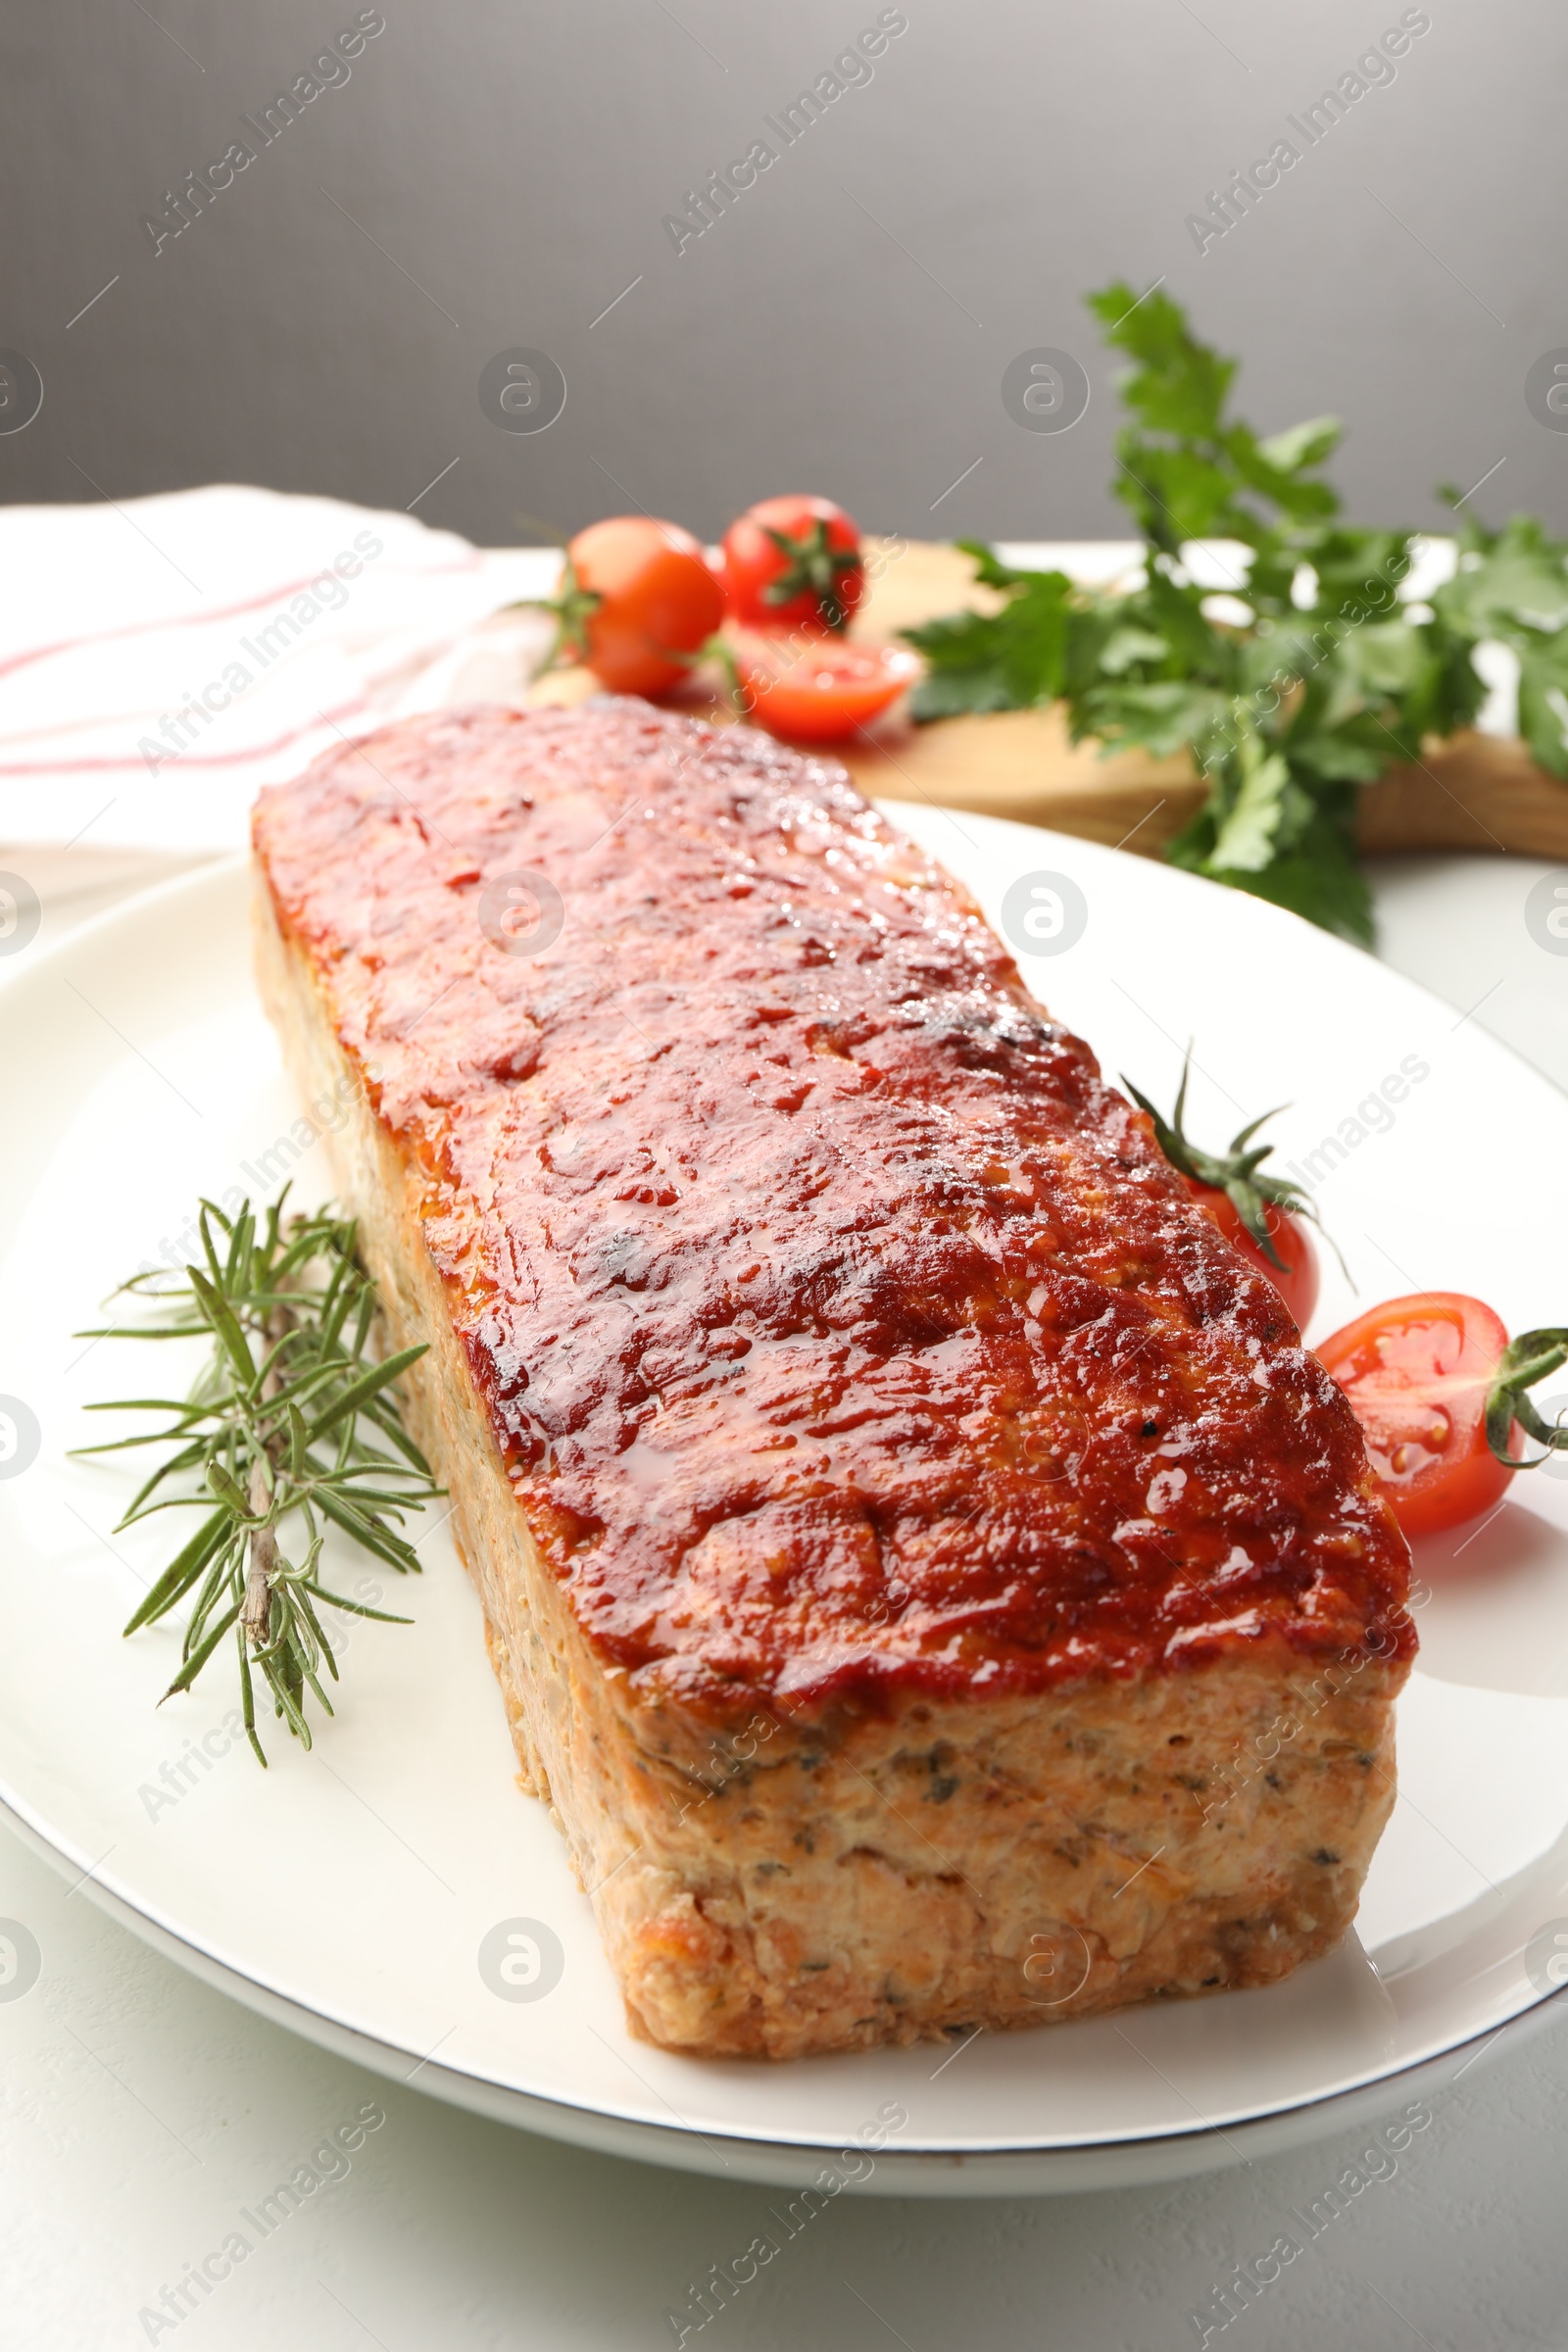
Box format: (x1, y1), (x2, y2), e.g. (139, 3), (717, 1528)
(252, 699), (1414, 2059)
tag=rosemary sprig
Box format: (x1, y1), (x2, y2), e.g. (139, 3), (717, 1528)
(74, 1188), (442, 1764)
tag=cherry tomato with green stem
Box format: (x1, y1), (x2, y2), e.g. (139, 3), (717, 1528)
(721, 496), (864, 632)
(542, 516), (724, 698)
(1123, 1054), (1332, 1329)
(1317, 1296), (1568, 1538)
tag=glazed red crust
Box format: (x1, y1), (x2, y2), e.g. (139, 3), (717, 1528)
(252, 700), (1412, 1719)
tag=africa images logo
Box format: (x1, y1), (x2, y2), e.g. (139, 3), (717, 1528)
(138, 12), (387, 256)
(1185, 10), (1432, 255)
(1000, 870), (1089, 958)
(662, 11), (908, 255)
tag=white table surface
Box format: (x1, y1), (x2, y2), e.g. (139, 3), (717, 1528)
(6, 843), (1568, 2352)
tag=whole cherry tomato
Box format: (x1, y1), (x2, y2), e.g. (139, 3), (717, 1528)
(557, 516), (724, 698)
(1186, 1182), (1319, 1329)
(1123, 1056), (1327, 1328)
(721, 496), (864, 632)
(734, 633), (920, 743)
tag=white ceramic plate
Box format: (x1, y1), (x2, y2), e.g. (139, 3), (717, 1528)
(3, 811), (1568, 2197)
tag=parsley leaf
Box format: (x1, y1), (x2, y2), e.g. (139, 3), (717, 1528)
(904, 285), (1568, 942)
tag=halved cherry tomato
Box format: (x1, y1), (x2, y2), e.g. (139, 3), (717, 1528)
(1187, 1181), (1319, 1329)
(734, 633), (920, 743)
(721, 496), (864, 632)
(1316, 1293), (1516, 1539)
(562, 516), (724, 698)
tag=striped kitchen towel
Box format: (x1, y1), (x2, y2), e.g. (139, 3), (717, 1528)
(0, 482), (558, 851)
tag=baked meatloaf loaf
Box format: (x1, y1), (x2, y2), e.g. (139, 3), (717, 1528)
(252, 698), (1414, 2059)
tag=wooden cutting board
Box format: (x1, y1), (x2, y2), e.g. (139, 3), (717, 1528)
(534, 539), (1568, 861)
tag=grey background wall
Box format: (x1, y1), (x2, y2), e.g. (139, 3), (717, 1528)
(3, 0), (1564, 547)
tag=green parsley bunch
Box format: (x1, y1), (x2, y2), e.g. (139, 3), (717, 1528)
(906, 284), (1568, 942)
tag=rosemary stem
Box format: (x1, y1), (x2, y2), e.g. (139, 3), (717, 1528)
(242, 1458), (276, 1645)
(241, 1298), (294, 1647)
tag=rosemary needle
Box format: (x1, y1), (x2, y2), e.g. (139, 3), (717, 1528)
(74, 1187), (442, 1765)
